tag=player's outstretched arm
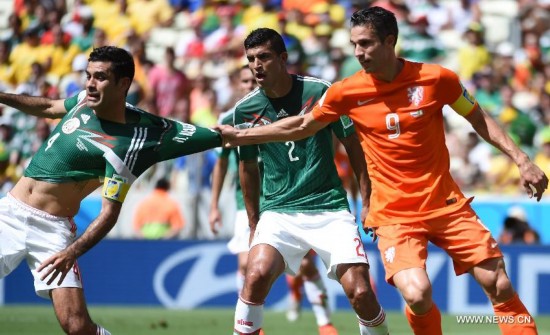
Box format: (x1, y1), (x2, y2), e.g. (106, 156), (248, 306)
(219, 113), (329, 148)
(464, 105), (549, 200)
(37, 198), (122, 285)
(209, 156), (230, 235)
(0, 92), (67, 118)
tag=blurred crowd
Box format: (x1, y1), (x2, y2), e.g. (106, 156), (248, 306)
(0, 0), (550, 220)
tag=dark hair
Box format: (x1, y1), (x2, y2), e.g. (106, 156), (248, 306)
(88, 46), (135, 83)
(350, 6), (399, 46)
(244, 28), (287, 55)
(155, 178), (170, 191)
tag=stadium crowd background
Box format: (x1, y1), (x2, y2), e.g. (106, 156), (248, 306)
(0, 0), (549, 240)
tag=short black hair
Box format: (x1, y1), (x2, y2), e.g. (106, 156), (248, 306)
(155, 178), (170, 191)
(88, 46), (135, 83)
(350, 6), (399, 46)
(244, 28), (287, 55)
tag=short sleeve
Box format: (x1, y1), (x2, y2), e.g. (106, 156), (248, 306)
(437, 66), (477, 116)
(63, 90), (85, 112)
(311, 82), (346, 123)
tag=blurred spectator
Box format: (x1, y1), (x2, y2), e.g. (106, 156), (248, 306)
(282, 8), (313, 42)
(282, 0), (326, 15)
(190, 75), (218, 126)
(242, 0), (279, 32)
(43, 24), (81, 83)
(133, 178), (185, 239)
(89, 0), (134, 47)
(0, 140), (16, 197)
(39, 9), (67, 45)
(306, 23), (338, 81)
(68, 6), (96, 52)
(0, 41), (15, 90)
(127, 0), (175, 38)
(446, 0), (481, 35)
(485, 133), (522, 195)
(147, 46), (190, 120)
(466, 130), (492, 188)
(58, 53), (87, 99)
(496, 84), (537, 151)
(398, 14), (445, 63)
(277, 13), (307, 74)
(499, 205), (540, 244)
(514, 32), (545, 91)
(472, 70), (502, 116)
(457, 22), (491, 82)
(370, 0), (409, 21)
(9, 26), (48, 85)
(203, 5), (245, 57)
(2, 14), (24, 50)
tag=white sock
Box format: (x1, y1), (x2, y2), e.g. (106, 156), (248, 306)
(234, 296), (264, 334)
(304, 277), (331, 326)
(96, 325), (111, 335)
(236, 272), (245, 294)
(357, 307), (389, 335)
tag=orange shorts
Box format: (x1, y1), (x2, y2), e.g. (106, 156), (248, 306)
(375, 205), (503, 285)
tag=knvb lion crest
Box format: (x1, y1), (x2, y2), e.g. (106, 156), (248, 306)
(407, 86), (424, 106)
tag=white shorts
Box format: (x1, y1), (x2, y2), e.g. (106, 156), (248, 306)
(0, 193), (83, 299)
(251, 210), (368, 280)
(227, 210), (250, 254)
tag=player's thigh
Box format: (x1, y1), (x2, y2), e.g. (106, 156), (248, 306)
(26, 215), (83, 299)
(375, 223), (430, 285)
(429, 206), (503, 276)
(308, 210), (368, 280)
(250, 211), (310, 276)
(0, 197), (26, 277)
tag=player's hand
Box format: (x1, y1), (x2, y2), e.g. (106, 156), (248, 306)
(364, 227), (378, 242)
(37, 249), (77, 285)
(518, 161), (549, 201)
(209, 207), (222, 235)
(216, 125), (240, 148)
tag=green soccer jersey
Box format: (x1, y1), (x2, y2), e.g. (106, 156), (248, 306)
(234, 75), (354, 213)
(25, 90), (221, 201)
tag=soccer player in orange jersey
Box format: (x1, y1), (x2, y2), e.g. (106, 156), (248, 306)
(219, 7), (548, 335)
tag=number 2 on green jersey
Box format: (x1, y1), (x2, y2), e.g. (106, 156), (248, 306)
(285, 141), (299, 162)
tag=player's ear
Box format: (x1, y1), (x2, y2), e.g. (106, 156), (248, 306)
(385, 34), (397, 47)
(120, 77), (132, 91)
(281, 51), (288, 63)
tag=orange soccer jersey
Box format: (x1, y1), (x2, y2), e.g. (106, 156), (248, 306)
(312, 60), (477, 227)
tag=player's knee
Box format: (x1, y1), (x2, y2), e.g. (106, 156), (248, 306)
(345, 282), (377, 306)
(245, 264), (277, 287)
(479, 271), (513, 301)
(400, 282), (432, 310)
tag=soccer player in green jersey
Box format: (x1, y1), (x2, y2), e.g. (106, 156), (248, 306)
(0, 46), (221, 335)
(210, 65), (340, 333)
(230, 28), (388, 335)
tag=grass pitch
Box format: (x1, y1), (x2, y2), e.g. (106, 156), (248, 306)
(1, 305), (549, 335)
